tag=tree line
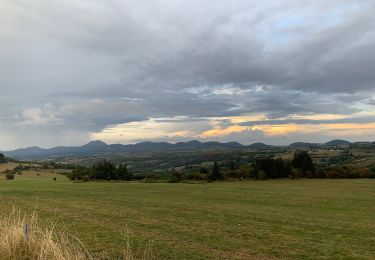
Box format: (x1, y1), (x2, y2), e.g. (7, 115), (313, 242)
(65, 151), (375, 182)
(67, 160), (131, 181)
(173, 151), (375, 181)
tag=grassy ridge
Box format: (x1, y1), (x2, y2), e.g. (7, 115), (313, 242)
(0, 173), (374, 259)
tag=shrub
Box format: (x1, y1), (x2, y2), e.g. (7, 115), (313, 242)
(291, 168), (303, 179)
(186, 172), (207, 181)
(5, 172), (14, 180)
(144, 176), (159, 183)
(82, 175), (90, 182)
(68, 166), (89, 181)
(199, 167), (209, 174)
(170, 171), (182, 183)
(257, 170), (268, 180)
(305, 171), (314, 179)
(132, 174), (147, 181)
(327, 170), (342, 179)
(343, 170), (358, 179)
(68, 174), (75, 181)
(224, 170), (237, 179)
(369, 168), (375, 179)
(315, 168), (327, 178)
(355, 168), (370, 178)
(224, 165), (251, 179)
(247, 167), (256, 179)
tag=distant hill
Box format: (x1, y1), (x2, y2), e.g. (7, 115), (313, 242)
(1, 139), (366, 160)
(81, 140), (108, 149)
(2, 140), (247, 160)
(248, 142), (273, 149)
(287, 140), (352, 149)
(288, 142), (320, 149)
(324, 139), (351, 147)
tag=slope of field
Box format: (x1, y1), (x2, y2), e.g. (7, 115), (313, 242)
(0, 162), (17, 172)
(0, 173), (374, 259)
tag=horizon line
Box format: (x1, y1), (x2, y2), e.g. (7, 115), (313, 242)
(3, 138), (374, 152)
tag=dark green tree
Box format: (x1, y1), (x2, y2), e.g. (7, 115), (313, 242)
(229, 160), (236, 170)
(117, 163), (132, 180)
(0, 153), (7, 163)
(199, 167), (209, 174)
(68, 165), (89, 181)
(170, 170), (182, 183)
(208, 161), (223, 181)
(291, 151), (315, 177)
(255, 158), (291, 179)
(91, 160), (117, 180)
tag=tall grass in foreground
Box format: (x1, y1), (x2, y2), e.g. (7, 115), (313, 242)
(0, 209), (152, 260)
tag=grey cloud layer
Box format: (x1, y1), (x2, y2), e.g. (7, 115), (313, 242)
(0, 0), (374, 148)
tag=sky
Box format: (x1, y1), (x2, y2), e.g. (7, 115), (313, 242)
(0, 0), (375, 149)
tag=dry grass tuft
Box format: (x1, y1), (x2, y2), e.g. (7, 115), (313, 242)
(122, 228), (153, 260)
(0, 208), (153, 260)
(0, 208), (91, 260)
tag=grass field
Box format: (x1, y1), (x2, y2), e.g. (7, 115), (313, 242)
(0, 172), (374, 259)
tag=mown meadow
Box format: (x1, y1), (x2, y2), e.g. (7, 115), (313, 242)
(0, 170), (374, 259)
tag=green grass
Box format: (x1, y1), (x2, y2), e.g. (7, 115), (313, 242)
(0, 173), (374, 259)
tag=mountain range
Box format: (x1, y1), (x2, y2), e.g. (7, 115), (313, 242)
(1, 139), (356, 160)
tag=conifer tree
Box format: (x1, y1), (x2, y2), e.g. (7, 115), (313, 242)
(208, 161), (223, 181)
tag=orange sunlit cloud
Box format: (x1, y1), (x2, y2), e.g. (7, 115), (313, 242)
(253, 124), (307, 136)
(90, 119), (193, 143)
(199, 125), (248, 137)
(91, 113), (375, 143)
(199, 122), (375, 138)
(288, 114), (351, 120)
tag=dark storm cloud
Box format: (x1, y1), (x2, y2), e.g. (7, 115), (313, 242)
(238, 116), (375, 127)
(0, 0), (374, 148)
